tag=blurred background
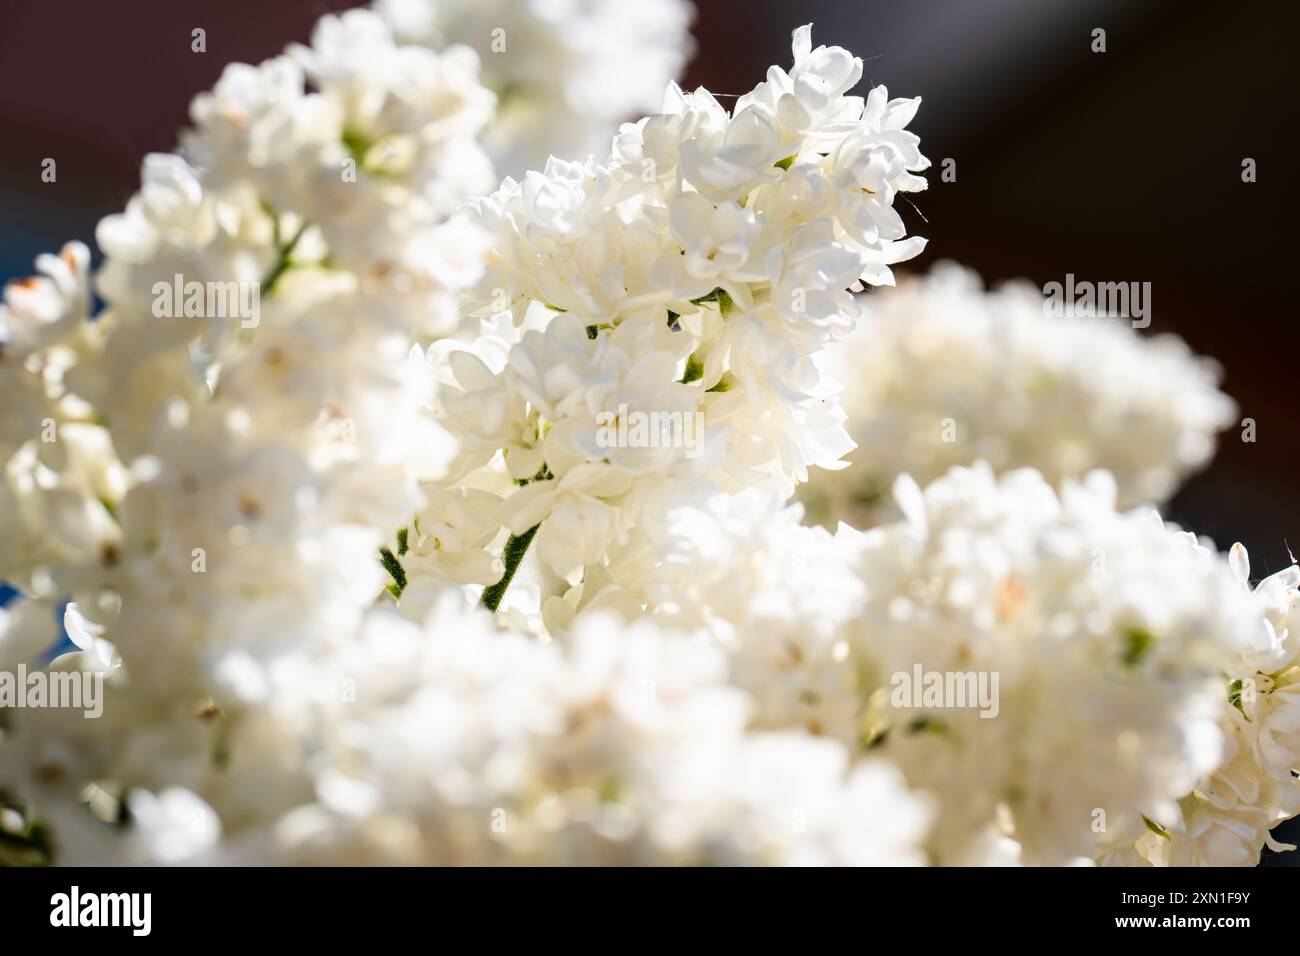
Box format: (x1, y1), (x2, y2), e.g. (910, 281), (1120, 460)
(2, 0), (1296, 860)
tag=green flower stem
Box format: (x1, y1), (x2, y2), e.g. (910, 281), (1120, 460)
(261, 222), (308, 294)
(379, 546), (407, 599)
(480, 523), (541, 613)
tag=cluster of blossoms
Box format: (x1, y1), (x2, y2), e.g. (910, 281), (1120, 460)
(376, 0), (696, 175)
(556, 465), (1296, 867)
(2, 12), (1298, 868)
(0, 8), (499, 863)
(0, 19), (936, 867)
(849, 465), (1261, 865)
(4, 594), (930, 865)
(1116, 546), (1300, 866)
(799, 263), (1236, 528)
(1, 7), (502, 694)
(416, 23), (930, 606)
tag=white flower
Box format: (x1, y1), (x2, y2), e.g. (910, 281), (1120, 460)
(800, 262), (1236, 528)
(401, 486), (504, 589)
(0, 9), (498, 869)
(121, 789), (221, 865)
(0, 424), (125, 585)
(501, 464), (629, 580)
(1126, 545), (1300, 866)
(0, 600), (61, 672)
(7, 5), (1293, 872)
(626, 487), (869, 743)
(764, 219), (864, 341)
(651, 194), (768, 304)
(847, 463), (1255, 865)
(451, 23), (926, 596)
(375, 0), (695, 175)
(248, 605), (931, 864)
(737, 24), (868, 145)
(678, 105), (784, 202)
(685, 734), (932, 866)
(0, 242), (91, 358)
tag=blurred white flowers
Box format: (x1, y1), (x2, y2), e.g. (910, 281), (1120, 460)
(376, 0), (695, 176)
(1121, 545), (1300, 866)
(1, 10), (1296, 870)
(849, 465), (1252, 865)
(800, 262), (1236, 528)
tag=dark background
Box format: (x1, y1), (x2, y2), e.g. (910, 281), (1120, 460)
(1, 0), (1297, 861)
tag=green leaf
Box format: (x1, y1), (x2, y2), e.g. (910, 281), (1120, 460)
(861, 729), (889, 751)
(379, 546), (407, 597)
(1228, 678), (1251, 720)
(1120, 627), (1154, 667)
(480, 523), (541, 613)
(906, 716), (947, 736)
(1142, 815), (1172, 840)
(342, 128), (371, 164)
(514, 463), (554, 487)
(690, 287), (734, 315)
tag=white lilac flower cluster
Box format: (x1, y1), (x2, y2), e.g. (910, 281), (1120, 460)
(799, 262), (1236, 528)
(417, 23), (930, 603)
(848, 465), (1256, 865)
(2, 594), (929, 865)
(2, 16), (1298, 869)
(0, 21), (936, 867)
(576, 465), (1294, 867)
(0, 10), (486, 859)
(0, 9), (496, 703)
(1111, 545), (1300, 866)
(375, 0), (696, 176)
